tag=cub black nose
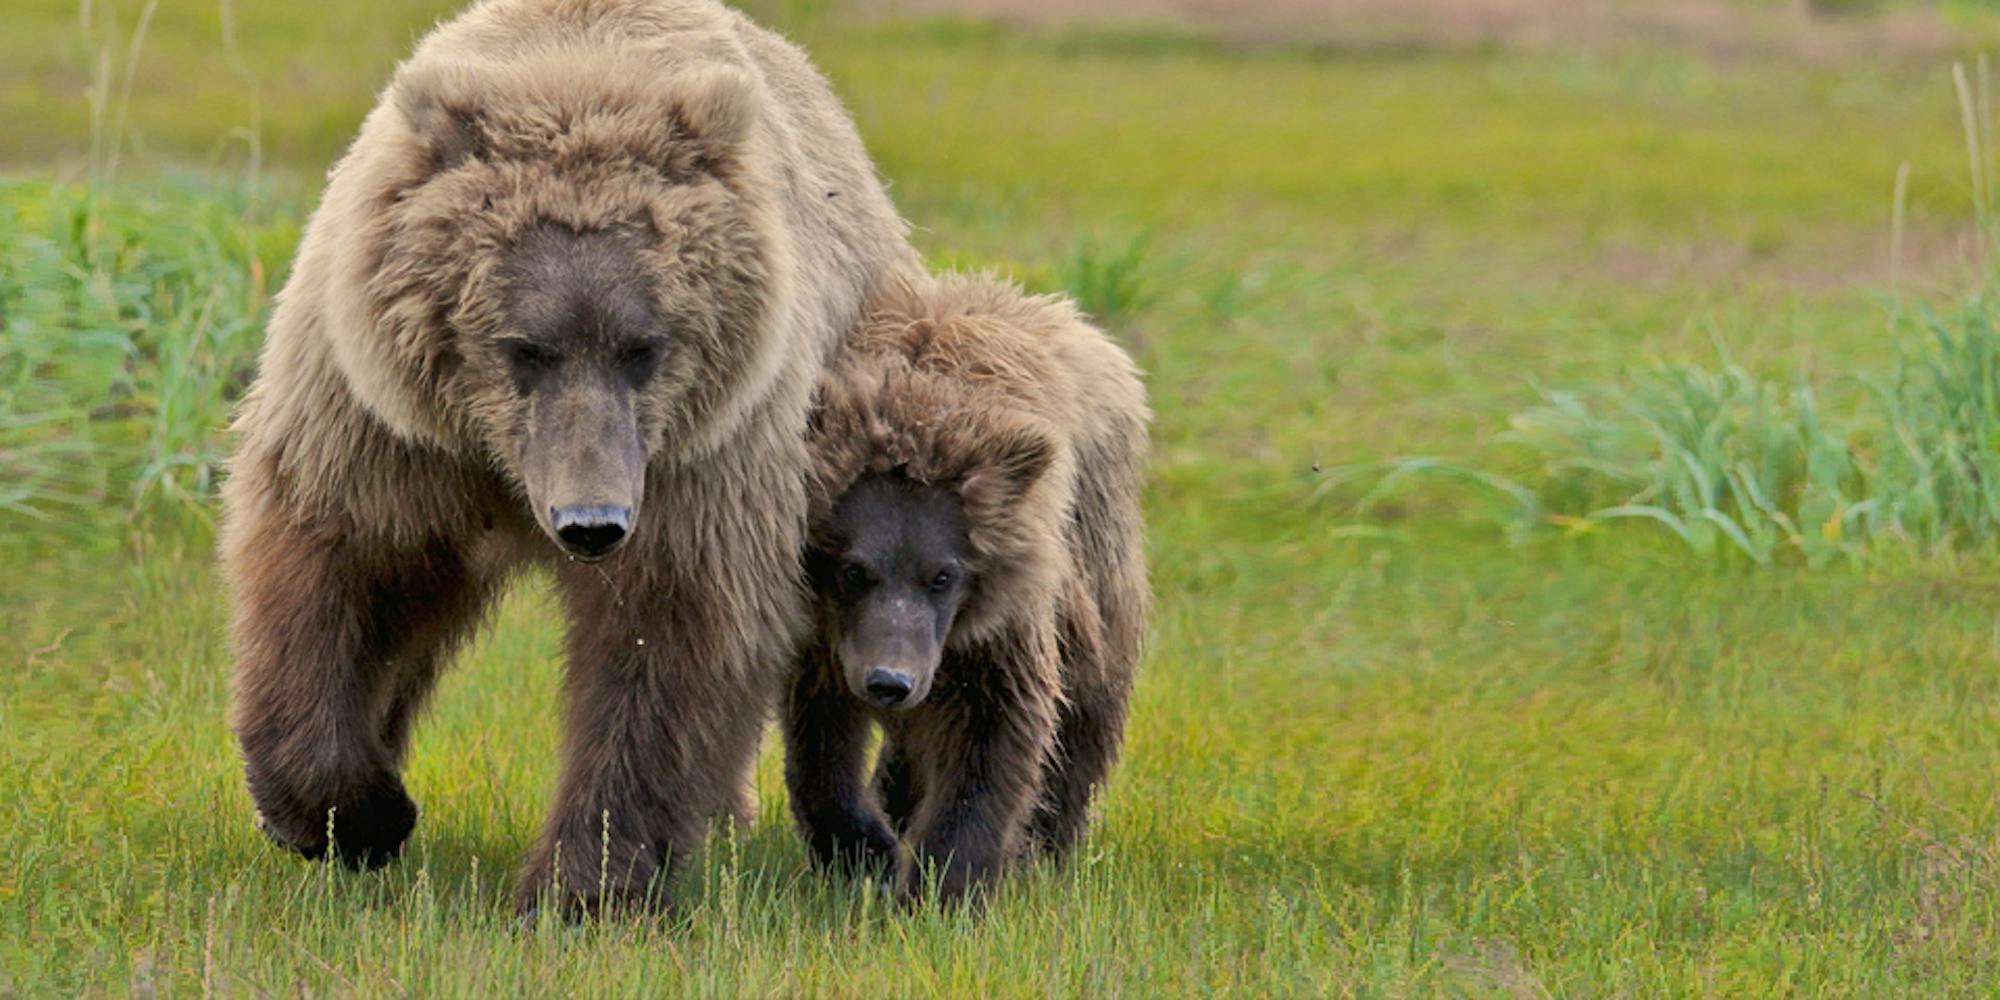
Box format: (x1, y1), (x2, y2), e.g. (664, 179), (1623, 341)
(864, 668), (915, 707)
(551, 504), (631, 559)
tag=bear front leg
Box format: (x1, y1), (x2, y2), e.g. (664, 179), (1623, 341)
(226, 501), (487, 870)
(518, 565), (780, 919)
(897, 628), (1062, 907)
(783, 647), (900, 874)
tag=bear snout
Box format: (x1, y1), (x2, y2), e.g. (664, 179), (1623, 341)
(551, 504), (632, 560)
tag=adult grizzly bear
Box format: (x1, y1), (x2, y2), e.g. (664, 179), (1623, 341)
(222, 0), (918, 916)
(784, 273), (1150, 904)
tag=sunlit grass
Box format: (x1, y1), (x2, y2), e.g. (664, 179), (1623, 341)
(1329, 299), (2000, 566)
(8, 1), (2000, 996)
(0, 179), (293, 525)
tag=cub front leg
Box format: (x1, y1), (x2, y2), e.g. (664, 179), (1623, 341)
(872, 737), (921, 834)
(896, 627), (1062, 906)
(783, 647), (901, 874)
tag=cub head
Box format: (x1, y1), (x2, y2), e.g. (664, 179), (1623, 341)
(805, 406), (1058, 710)
(370, 54), (786, 561)
(807, 472), (972, 710)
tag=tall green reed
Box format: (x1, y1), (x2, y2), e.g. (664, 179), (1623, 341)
(1325, 60), (2000, 567)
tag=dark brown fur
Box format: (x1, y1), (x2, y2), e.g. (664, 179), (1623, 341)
(784, 273), (1150, 904)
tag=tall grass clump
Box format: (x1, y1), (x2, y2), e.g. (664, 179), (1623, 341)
(1570, 297), (2000, 563)
(1332, 297), (2000, 566)
(0, 179), (293, 528)
(1053, 233), (1158, 328)
(1500, 356), (1865, 566)
(1864, 294), (2000, 548)
(1329, 58), (2000, 567)
(0, 0), (288, 533)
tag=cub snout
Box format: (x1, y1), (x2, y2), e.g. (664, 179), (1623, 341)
(861, 667), (919, 709)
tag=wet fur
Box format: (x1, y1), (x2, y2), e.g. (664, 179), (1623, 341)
(785, 273), (1151, 903)
(223, 0), (917, 918)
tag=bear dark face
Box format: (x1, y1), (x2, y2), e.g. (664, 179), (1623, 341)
(808, 472), (972, 710)
(380, 63), (784, 562)
(489, 222), (666, 561)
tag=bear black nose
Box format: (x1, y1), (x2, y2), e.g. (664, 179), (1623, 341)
(551, 505), (631, 559)
(863, 668), (915, 707)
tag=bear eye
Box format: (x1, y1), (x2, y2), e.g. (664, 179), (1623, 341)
(503, 340), (560, 374)
(617, 341), (664, 383)
(840, 562), (873, 590)
(928, 569), (955, 594)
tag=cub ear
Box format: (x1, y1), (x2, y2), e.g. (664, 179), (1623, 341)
(961, 423), (1057, 508)
(394, 62), (486, 172)
(669, 66), (759, 158)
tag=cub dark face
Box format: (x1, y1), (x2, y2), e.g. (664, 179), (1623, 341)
(491, 222), (667, 561)
(807, 472), (972, 710)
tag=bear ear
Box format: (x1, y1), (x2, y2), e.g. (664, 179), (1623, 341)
(960, 423), (1056, 509)
(669, 66), (759, 158)
(394, 62), (486, 172)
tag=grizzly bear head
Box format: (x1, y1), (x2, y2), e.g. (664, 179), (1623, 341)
(348, 49), (793, 559)
(806, 470), (974, 709)
(803, 420), (1055, 709)
(803, 288), (1071, 707)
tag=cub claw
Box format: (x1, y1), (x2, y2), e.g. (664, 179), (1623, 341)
(810, 814), (901, 875)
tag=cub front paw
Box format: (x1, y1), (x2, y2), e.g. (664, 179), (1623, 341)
(895, 847), (998, 909)
(809, 813), (901, 875)
(330, 774), (419, 869)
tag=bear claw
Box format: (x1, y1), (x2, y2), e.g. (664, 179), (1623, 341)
(252, 773), (418, 870)
(329, 777), (420, 869)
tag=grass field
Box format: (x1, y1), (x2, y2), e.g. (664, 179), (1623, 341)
(9, 0), (2000, 995)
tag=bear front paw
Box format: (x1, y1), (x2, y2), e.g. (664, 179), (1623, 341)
(330, 774), (420, 869)
(251, 770), (418, 870)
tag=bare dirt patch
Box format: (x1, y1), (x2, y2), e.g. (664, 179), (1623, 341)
(856, 0), (1960, 63)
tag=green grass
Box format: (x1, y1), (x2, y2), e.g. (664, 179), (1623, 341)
(9, 2), (2000, 996)
(1328, 293), (2000, 567)
(0, 179), (294, 525)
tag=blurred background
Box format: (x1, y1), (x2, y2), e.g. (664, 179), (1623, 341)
(9, 0), (2000, 995)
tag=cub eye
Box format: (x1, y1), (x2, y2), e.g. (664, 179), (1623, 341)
(617, 341), (663, 382)
(928, 569), (955, 594)
(840, 562), (870, 589)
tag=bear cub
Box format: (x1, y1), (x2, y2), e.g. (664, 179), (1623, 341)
(785, 273), (1151, 904)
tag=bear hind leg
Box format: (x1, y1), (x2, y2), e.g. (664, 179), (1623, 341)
(1029, 687), (1130, 859)
(872, 737), (920, 835)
